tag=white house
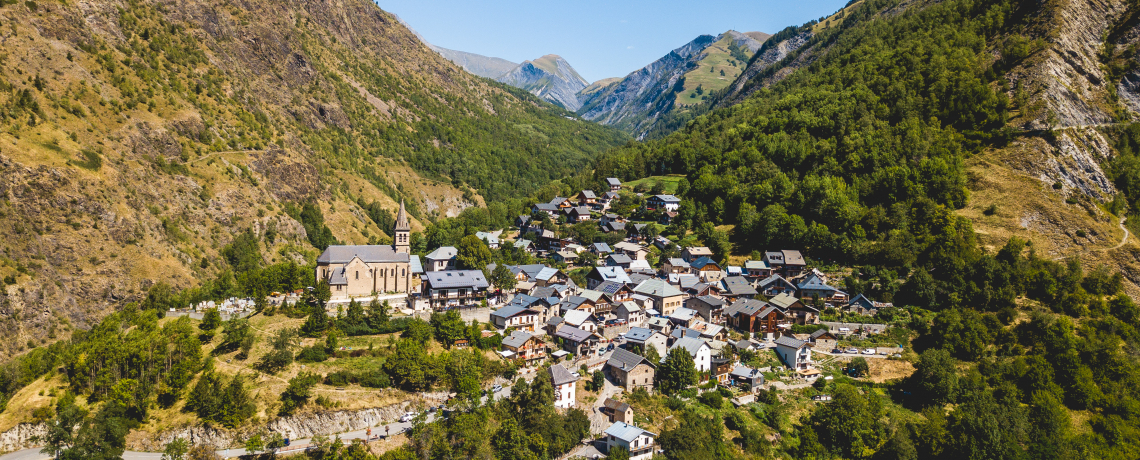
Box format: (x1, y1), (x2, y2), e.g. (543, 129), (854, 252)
(669, 337), (711, 373)
(490, 305), (539, 331)
(604, 422), (657, 460)
(563, 309), (597, 332)
(550, 364), (579, 409)
(424, 246), (457, 272)
(625, 327), (668, 358)
(647, 195), (681, 212)
(774, 335), (813, 370)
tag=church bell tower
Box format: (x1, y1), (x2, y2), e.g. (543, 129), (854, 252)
(394, 199), (410, 254)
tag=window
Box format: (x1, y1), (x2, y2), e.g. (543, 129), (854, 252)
(355, 271), (359, 280)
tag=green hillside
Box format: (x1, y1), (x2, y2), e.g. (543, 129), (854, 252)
(674, 33), (752, 107)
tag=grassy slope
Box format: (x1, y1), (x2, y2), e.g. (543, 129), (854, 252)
(674, 34), (751, 107)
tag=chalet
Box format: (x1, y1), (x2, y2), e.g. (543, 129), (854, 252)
(669, 337), (711, 372)
(550, 197), (572, 209)
(550, 364), (579, 409)
(848, 294), (890, 316)
(591, 242), (613, 256)
(587, 266), (632, 290)
(554, 325), (601, 356)
(613, 242), (649, 261)
(564, 206), (593, 223)
(659, 211), (678, 225)
(600, 213), (622, 226)
(533, 203), (559, 217)
(765, 250), (807, 277)
(573, 190), (598, 206)
(689, 257), (724, 281)
(534, 267), (569, 287)
(712, 357), (733, 384)
(602, 221), (627, 233)
(646, 194), (681, 212)
(602, 398), (633, 423)
(475, 231), (501, 249)
(633, 279), (685, 316)
(797, 272), (847, 303)
(513, 239), (535, 253)
(606, 254), (634, 270)
(720, 276), (758, 300)
(421, 270), (489, 310)
(563, 309), (597, 332)
(744, 260), (773, 279)
(730, 365), (765, 390)
(667, 307), (699, 328)
(515, 215), (531, 229)
(491, 304), (539, 331)
(606, 177), (623, 191)
(624, 327), (668, 357)
(552, 250), (580, 265)
(607, 347), (656, 393)
(809, 329), (839, 349)
(647, 317), (673, 335)
(615, 301), (645, 326)
(774, 335), (813, 370)
(758, 274), (798, 297)
(560, 296), (596, 316)
(686, 295), (728, 323)
(501, 330), (546, 363)
(424, 246), (457, 272)
(724, 299), (786, 337)
(770, 292), (819, 325)
(681, 247), (714, 263)
(663, 258), (689, 275)
(629, 260), (654, 274)
(595, 281), (634, 303)
(604, 422), (656, 460)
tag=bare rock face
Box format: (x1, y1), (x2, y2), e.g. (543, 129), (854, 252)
(496, 55), (589, 111)
(0, 423), (47, 454)
(722, 31), (813, 106)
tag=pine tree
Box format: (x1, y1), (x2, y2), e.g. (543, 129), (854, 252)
(300, 305), (329, 337)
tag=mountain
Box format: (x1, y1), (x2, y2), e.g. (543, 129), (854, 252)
(429, 46), (519, 79)
(0, 0), (627, 355)
(496, 55), (590, 111)
(576, 30), (767, 138)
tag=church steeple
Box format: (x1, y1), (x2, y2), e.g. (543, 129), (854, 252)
(394, 199), (410, 253)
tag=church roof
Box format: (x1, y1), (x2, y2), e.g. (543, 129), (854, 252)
(395, 200), (410, 231)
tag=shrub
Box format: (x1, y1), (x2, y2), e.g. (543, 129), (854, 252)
(698, 391), (723, 409)
(1076, 229), (1087, 237)
(983, 204), (998, 216)
(296, 345), (328, 363)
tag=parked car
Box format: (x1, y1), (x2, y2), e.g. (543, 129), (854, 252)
(846, 348), (859, 354)
(831, 348), (843, 354)
(862, 348), (876, 355)
(399, 412), (416, 423)
(492, 384), (503, 393)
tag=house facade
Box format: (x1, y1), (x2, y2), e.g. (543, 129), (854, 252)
(604, 422), (657, 460)
(421, 270), (490, 310)
(550, 364), (579, 409)
(607, 348), (656, 392)
(775, 335), (813, 370)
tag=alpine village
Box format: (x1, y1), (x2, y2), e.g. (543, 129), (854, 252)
(1, 0), (1140, 459)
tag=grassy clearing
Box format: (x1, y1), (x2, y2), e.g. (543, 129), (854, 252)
(623, 175), (686, 194)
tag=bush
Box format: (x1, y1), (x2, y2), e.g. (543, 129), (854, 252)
(296, 345), (328, 363)
(983, 204), (998, 216)
(698, 391), (723, 409)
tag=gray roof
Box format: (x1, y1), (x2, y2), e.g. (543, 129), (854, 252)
(603, 398), (630, 413)
(606, 177), (622, 186)
(502, 330), (534, 348)
(595, 280), (628, 297)
(491, 304), (537, 320)
(530, 286), (558, 299)
(617, 301), (641, 314)
(782, 250), (805, 265)
(604, 422), (655, 443)
(731, 364), (763, 380)
(651, 194), (681, 203)
(810, 329), (835, 340)
(669, 337), (709, 358)
(425, 246), (457, 261)
(670, 327), (702, 339)
(633, 279), (683, 298)
(593, 267), (631, 284)
(592, 242), (612, 253)
(549, 364), (579, 386)
(774, 335), (807, 349)
(534, 203), (559, 212)
(423, 270), (489, 289)
(409, 255), (424, 274)
(724, 298), (769, 317)
(624, 327), (657, 343)
(667, 258), (687, 267)
(691, 295), (727, 308)
(608, 347), (652, 371)
(770, 292), (806, 310)
(555, 325), (596, 343)
(329, 267), (348, 285)
(744, 260), (770, 270)
(607, 254), (633, 265)
(669, 307), (697, 322)
(536, 267), (562, 281)
(722, 276), (758, 296)
(580, 190), (597, 199)
(317, 245), (409, 264)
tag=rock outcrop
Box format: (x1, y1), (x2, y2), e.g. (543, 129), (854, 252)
(496, 55), (589, 111)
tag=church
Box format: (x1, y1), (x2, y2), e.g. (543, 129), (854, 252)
(315, 201), (414, 299)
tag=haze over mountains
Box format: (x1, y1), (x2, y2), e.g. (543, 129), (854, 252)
(425, 30), (770, 136)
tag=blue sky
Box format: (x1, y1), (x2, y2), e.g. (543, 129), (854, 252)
(377, 0), (851, 83)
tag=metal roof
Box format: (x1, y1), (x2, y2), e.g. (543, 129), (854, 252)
(607, 347), (651, 371)
(607, 254), (633, 265)
(604, 422), (655, 443)
(409, 255), (424, 274)
(633, 279), (683, 298)
(724, 298), (769, 317)
(606, 177), (622, 186)
(769, 292), (803, 310)
(423, 270), (489, 289)
(744, 260), (770, 270)
(549, 364), (579, 386)
(317, 245), (409, 264)
(536, 267), (561, 281)
(492, 305), (537, 320)
(775, 335), (807, 349)
(502, 330), (534, 348)
(563, 310), (593, 326)
(555, 325), (596, 343)
(425, 246), (457, 261)
(593, 267), (631, 284)
(624, 327), (657, 343)
(669, 337), (709, 358)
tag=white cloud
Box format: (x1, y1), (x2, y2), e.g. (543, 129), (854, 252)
(626, 45), (635, 49)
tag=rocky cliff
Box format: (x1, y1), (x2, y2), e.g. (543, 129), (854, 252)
(496, 55), (589, 111)
(430, 46), (519, 79)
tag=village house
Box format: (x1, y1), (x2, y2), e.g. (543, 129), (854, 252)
(668, 307), (699, 328)
(573, 190), (598, 206)
(624, 327), (668, 357)
(587, 266), (631, 290)
(614, 301), (645, 326)
(613, 241), (649, 261)
(424, 246), (457, 272)
(474, 231), (502, 249)
(534, 267), (569, 287)
(662, 258), (689, 275)
(633, 279), (685, 316)
(646, 194), (681, 212)
(555, 325), (601, 356)
(686, 295), (728, 323)
(670, 337), (712, 373)
(501, 330), (546, 363)
(602, 398), (634, 423)
(712, 357), (734, 385)
(606, 177), (623, 191)
(689, 256), (724, 282)
(758, 274), (798, 297)
(848, 293), (890, 316)
(604, 422), (657, 460)
(596, 281), (634, 304)
(810, 329), (839, 349)
(533, 202), (559, 217)
(719, 276), (758, 301)
(774, 335), (813, 370)
(607, 347), (656, 392)
(606, 253), (634, 270)
(552, 250), (580, 265)
(562, 309), (597, 332)
(646, 317), (674, 335)
(730, 365), (765, 391)
(681, 246), (715, 263)
(797, 272), (848, 303)
(764, 250), (807, 277)
(515, 215), (532, 229)
(591, 242), (613, 256)
(564, 206), (593, 223)
(490, 304), (539, 332)
(724, 298), (787, 339)
(770, 292), (820, 325)
(744, 259), (773, 279)
(513, 239), (535, 254)
(550, 364), (579, 409)
(421, 270), (490, 310)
